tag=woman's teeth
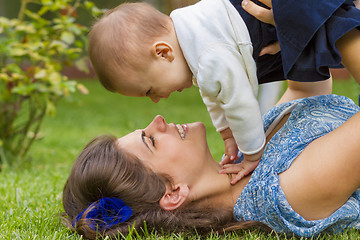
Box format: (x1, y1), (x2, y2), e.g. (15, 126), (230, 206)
(176, 124), (185, 139)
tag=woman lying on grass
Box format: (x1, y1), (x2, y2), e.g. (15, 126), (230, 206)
(63, 81), (360, 239)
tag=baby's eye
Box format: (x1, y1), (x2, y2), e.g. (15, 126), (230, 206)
(149, 135), (155, 147)
(146, 89), (152, 96)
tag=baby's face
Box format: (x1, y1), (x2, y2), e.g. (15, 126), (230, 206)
(113, 52), (193, 103)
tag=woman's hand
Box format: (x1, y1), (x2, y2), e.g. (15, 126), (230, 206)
(242, 0), (275, 26)
(259, 42), (280, 56)
(242, 0), (280, 55)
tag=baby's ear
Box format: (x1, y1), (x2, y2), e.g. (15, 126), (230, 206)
(159, 183), (189, 211)
(152, 41), (175, 62)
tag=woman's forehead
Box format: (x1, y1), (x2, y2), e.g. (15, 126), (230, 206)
(116, 129), (150, 155)
(116, 130), (136, 146)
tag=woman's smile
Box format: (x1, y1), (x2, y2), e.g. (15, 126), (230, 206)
(176, 124), (187, 139)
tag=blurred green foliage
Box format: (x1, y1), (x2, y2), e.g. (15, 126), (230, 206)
(0, 0), (105, 166)
(0, 0), (118, 18)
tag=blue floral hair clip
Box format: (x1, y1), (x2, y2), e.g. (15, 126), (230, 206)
(73, 197), (133, 231)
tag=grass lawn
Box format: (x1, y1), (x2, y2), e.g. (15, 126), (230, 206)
(0, 78), (359, 239)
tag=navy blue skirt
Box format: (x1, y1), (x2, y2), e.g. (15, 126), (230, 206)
(231, 0), (360, 83)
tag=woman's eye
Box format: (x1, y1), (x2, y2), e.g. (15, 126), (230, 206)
(149, 136), (155, 147)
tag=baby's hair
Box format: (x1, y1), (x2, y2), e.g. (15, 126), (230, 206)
(88, 2), (171, 92)
(62, 135), (270, 239)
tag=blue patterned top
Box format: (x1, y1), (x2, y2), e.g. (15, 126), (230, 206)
(233, 95), (360, 237)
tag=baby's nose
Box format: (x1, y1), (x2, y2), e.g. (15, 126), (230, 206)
(150, 96), (160, 103)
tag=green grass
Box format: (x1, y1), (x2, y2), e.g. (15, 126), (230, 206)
(0, 78), (359, 239)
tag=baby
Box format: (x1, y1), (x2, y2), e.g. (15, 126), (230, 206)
(88, 0), (271, 180)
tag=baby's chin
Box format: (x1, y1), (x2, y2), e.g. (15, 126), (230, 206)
(186, 78), (194, 88)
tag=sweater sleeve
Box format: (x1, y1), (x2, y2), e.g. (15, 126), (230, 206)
(197, 44), (265, 155)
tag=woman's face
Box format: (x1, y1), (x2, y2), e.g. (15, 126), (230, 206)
(116, 115), (212, 185)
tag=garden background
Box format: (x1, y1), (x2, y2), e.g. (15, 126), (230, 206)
(0, 0), (360, 239)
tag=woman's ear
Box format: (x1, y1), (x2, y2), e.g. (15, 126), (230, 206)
(151, 41), (175, 62)
(159, 184), (189, 211)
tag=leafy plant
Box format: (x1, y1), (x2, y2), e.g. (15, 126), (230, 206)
(0, 0), (104, 166)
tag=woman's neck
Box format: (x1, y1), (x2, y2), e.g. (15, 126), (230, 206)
(188, 160), (251, 210)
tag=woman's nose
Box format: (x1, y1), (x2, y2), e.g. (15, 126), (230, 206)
(146, 115), (167, 132)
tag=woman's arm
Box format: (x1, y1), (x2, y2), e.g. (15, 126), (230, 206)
(279, 110), (360, 220)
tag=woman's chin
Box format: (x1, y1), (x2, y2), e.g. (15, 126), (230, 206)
(188, 122), (206, 134)
(187, 122), (209, 148)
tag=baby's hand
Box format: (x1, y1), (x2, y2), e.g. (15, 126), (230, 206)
(220, 137), (239, 166)
(219, 147), (264, 184)
(219, 128), (238, 166)
(242, 0), (275, 26)
(220, 159), (260, 184)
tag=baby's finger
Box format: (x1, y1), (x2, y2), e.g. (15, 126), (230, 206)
(229, 150), (239, 161)
(242, 0), (275, 26)
(221, 163), (240, 169)
(219, 164), (242, 174)
(231, 171), (247, 185)
(220, 155), (232, 166)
